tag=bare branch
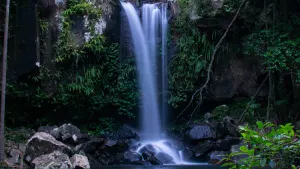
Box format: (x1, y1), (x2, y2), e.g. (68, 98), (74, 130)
(174, 0), (247, 124)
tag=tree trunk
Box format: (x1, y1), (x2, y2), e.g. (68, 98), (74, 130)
(0, 0), (10, 162)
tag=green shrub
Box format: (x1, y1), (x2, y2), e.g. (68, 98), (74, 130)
(222, 121), (300, 169)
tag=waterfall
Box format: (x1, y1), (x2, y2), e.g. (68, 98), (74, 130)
(121, 2), (161, 140)
(161, 3), (168, 129)
(121, 1), (203, 165)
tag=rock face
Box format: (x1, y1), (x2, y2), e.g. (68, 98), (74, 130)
(191, 140), (213, 157)
(32, 151), (72, 169)
(57, 124), (81, 142)
(74, 137), (107, 154)
(38, 124), (90, 145)
(70, 154), (90, 169)
(183, 116), (241, 163)
(185, 125), (217, 144)
(154, 152), (174, 164)
(209, 54), (264, 101)
(123, 151), (142, 164)
(24, 132), (73, 164)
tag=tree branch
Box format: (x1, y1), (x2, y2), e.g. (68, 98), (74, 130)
(174, 0), (247, 124)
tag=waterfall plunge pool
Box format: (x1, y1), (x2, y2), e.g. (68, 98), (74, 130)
(93, 165), (225, 169)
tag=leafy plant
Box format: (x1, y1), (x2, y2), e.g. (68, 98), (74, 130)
(243, 19), (300, 81)
(221, 121), (300, 169)
(168, 0), (214, 107)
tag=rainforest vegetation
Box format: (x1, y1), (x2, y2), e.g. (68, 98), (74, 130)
(0, 0), (300, 168)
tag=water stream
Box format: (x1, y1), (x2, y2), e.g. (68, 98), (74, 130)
(121, 1), (198, 165)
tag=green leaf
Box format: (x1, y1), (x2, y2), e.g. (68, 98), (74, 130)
(194, 60), (206, 73)
(221, 162), (235, 167)
(239, 146), (248, 153)
(256, 121), (264, 130)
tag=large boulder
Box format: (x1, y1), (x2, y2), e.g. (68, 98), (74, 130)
(117, 124), (139, 140)
(142, 152), (162, 165)
(185, 124), (217, 144)
(74, 137), (107, 154)
(32, 151), (72, 169)
(214, 139), (231, 151)
(75, 137), (132, 165)
(40, 124), (89, 145)
(217, 116), (240, 137)
(96, 139), (132, 165)
(209, 53), (264, 101)
(24, 132), (73, 164)
(191, 140), (213, 157)
(154, 152), (174, 164)
(123, 151), (142, 164)
(70, 154), (90, 169)
(139, 144), (156, 155)
(57, 124), (81, 142)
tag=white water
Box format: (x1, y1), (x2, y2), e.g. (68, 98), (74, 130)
(121, 2), (203, 165)
(136, 140), (181, 164)
(121, 2), (161, 140)
(161, 3), (168, 129)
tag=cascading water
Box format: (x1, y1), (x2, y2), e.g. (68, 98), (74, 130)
(121, 1), (200, 165)
(161, 3), (168, 129)
(121, 1), (161, 140)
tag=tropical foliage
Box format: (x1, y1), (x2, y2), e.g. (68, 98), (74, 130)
(222, 122), (300, 169)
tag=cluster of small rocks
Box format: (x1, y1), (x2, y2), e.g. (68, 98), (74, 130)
(182, 113), (244, 164)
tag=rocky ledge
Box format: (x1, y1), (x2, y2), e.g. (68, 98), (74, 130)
(4, 115), (244, 168)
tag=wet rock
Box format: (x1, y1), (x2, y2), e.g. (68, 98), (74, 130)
(139, 144), (156, 155)
(154, 152), (174, 164)
(24, 132), (73, 164)
(50, 128), (61, 140)
(72, 133), (90, 144)
(214, 139), (231, 151)
(185, 124), (217, 144)
(191, 140), (213, 157)
(58, 124), (81, 142)
(117, 124), (139, 140)
(225, 135), (241, 145)
(208, 151), (228, 164)
(142, 152), (161, 165)
(222, 116), (240, 137)
(130, 161), (151, 165)
(32, 151), (72, 169)
(181, 147), (194, 161)
(74, 137), (106, 154)
(70, 154), (90, 169)
(79, 138), (132, 165)
(123, 151), (142, 164)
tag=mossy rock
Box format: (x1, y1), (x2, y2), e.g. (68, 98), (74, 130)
(211, 104), (229, 118)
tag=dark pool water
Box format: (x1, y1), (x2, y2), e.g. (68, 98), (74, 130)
(93, 165), (224, 169)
